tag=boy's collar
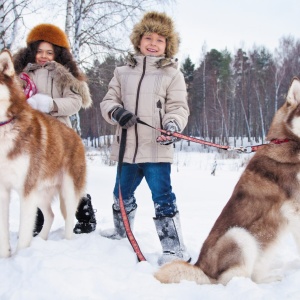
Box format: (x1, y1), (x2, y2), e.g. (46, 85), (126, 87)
(126, 53), (177, 68)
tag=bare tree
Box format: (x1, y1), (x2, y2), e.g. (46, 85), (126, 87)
(273, 65), (285, 113)
(201, 44), (209, 138)
(273, 36), (300, 113)
(0, 0), (5, 50)
(253, 84), (266, 139)
(65, 0), (73, 44)
(64, 0), (174, 66)
(72, 0), (85, 62)
(0, 0), (34, 51)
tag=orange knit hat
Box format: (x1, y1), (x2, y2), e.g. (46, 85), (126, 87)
(26, 24), (70, 49)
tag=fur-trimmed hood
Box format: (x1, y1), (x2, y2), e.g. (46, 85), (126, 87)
(125, 53), (179, 69)
(25, 61), (92, 108)
(130, 11), (180, 58)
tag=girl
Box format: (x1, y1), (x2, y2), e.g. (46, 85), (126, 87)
(13, 24), (96, 235)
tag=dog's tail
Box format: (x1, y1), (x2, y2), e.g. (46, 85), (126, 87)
(154, 260), (211, 285)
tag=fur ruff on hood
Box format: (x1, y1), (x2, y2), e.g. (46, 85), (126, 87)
(25, 61), (92, 108)
(126, 53), (179, 69)
(130, 11), (180, 58)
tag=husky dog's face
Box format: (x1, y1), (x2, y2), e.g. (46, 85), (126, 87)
(0, 50), (27, 124)
(0, 51), (15, 123)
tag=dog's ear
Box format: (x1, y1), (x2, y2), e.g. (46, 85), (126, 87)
(286, 77), (300, 106)
(0, 49), (15, 78)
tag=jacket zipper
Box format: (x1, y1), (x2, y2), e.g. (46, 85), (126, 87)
(132, 56), (147, 163)
(51, 78), (54, 98)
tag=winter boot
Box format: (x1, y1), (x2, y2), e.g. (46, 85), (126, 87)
(33, 207), (44, 237)
(100, 205), (136, 240)
(73, 194), (97, 234)
(154, 212), (191, 266)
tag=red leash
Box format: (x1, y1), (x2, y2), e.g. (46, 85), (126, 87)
(118, 128), (146, 262)
(118, 185), (146, 262)
(117, 121), (290, 261)
(158, 127), (230, 150)
(137, 119), (290, 153)
(137, 119), (231, 151)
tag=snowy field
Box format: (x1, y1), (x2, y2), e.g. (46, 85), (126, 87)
(1, 144), (300, 300)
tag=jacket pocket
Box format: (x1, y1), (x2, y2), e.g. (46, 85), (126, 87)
(157, 100), (163, 129)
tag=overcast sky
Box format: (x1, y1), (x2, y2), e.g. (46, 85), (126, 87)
(166, 0), (299, 63)
(24, 0), (300, 66)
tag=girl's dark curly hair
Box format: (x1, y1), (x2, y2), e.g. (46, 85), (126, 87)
(13, 41), (86, 81)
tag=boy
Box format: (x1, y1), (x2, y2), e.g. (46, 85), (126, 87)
(100, 11), (190, 265)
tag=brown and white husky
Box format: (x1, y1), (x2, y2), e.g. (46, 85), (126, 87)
(0, 50), (86, 258)
(155, 77), (300, 285)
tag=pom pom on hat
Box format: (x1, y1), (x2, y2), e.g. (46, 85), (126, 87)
(26, 24), (70, 49)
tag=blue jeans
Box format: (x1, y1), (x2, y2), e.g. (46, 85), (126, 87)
(113, 163), (177, 218)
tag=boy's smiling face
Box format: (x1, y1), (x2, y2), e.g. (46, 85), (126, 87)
(139, 33), (166, 57)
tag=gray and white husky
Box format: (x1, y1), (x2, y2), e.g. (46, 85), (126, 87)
(155, 77), (300, 285)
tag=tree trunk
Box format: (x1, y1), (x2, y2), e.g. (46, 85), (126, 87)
(73, 0), (85, 62)
(65, 0), (73, 43)
(0, 0), (5, 50)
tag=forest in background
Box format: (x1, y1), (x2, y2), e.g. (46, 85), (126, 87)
(81, 35), (300, 147)
(1, 1), (300, 148)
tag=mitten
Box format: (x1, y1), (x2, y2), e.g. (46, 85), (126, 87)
(112, 107), (138, 129)
(164, 120), (180, 134)
(158, 120), (181, 145)
(20, 72), (37, 99)
(27, 93), (54, 113)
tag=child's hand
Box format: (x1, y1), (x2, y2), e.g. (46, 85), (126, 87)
(157, 121), (180, 145)
(156, 134), (176, 145)
(27, 93), (54, 113)
(112, 107), (138, 129)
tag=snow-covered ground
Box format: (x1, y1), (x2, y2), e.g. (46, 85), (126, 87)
(1, 145), (300, 300)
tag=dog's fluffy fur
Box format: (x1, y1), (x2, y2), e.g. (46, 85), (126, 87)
(0, 50), (86, 258)
(155, 77), (300, 285)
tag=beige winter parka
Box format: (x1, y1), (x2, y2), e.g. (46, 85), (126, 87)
(24, 61), (92, 127)
(100, 54), (189, 164)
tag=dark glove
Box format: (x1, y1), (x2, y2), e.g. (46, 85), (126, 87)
(158, 120), (181, 145)
(112, 107), (138, 129)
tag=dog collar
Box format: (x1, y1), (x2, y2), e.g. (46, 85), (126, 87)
(270, 138), (290, 144)
(0, 117), (14, 127)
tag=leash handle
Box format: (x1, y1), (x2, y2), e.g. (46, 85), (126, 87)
(137, 119), (230, 151)
(162, 129), (230, 150)
(137, 119), (276, 153)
